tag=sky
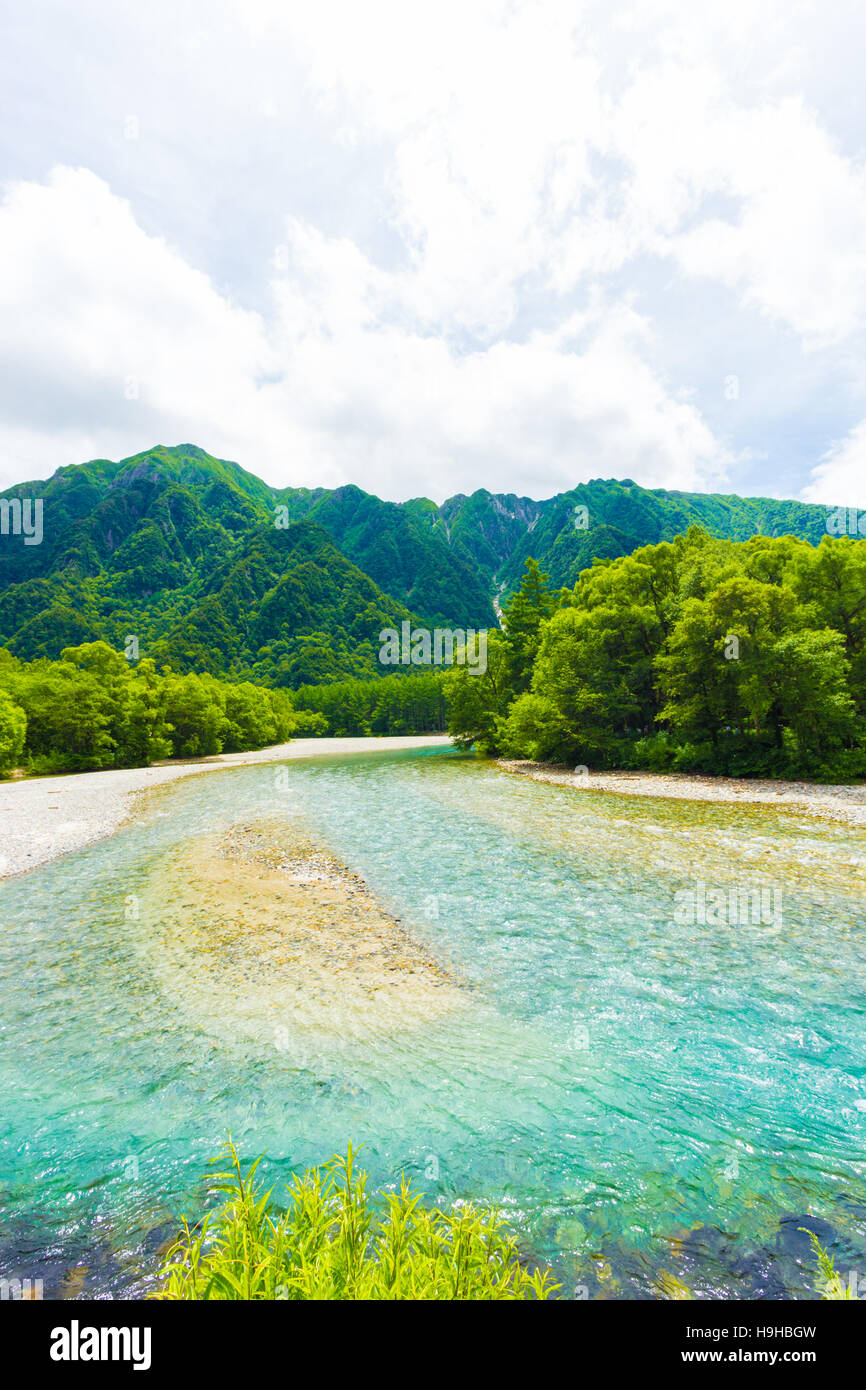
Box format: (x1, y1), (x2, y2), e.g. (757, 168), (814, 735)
(2, 0), (866, 505)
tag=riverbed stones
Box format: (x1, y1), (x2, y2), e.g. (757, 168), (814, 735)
(134, 816), (464, 1050)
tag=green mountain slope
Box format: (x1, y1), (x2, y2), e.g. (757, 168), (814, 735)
(151, 520), (416, 685)
(444, 477), (834, 593)
(272, 482), (495, 627)
(0, 444), (840, 684)
(0, 446), (415, 685)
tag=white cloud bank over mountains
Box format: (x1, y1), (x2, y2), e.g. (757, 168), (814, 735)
(1, 0), (866, 504)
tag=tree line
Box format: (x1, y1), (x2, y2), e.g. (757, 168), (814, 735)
(291, 670), (448, 737)
(5, 526), (865, 781)
(0, 641), (451, 776)
(0, 641), (320, 776)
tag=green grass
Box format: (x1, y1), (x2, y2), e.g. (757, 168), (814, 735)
(152, 1140), (560, 1300)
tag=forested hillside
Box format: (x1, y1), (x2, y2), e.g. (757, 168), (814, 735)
(1, 441), (863, 780)
(0, 443), (843, 689)
(0, 448), (419, 684)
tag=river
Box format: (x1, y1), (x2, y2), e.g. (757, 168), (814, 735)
(1, 744), (865, 1298)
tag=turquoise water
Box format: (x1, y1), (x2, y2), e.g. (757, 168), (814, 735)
(2, 745), (866, 1298)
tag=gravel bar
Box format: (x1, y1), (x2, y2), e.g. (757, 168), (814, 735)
(0, 736), (451, 879)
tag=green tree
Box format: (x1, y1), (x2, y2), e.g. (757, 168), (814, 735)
(499, 558), (556, 697)
(470, 529), (866, 779)
(122, 658), (174, 765)
(445, 632), (510, 752)
(162, 673), (228, 757)
(0, 687), (26, 775)
(769, 629), (856, 769)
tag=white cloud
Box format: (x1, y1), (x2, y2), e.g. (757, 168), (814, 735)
(802, 420), (866, 507)
(0, 166), (732, 499)
(235, 0), (866, 350)
(656, 97), (866, 349)
(3, 0), (866, 501)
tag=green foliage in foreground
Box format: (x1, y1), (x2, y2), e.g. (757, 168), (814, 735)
(801, 1230), (853, 1299)
(153, 1141), (559, 1301)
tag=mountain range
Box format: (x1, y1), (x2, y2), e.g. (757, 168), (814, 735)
(0, 444), (836, 686)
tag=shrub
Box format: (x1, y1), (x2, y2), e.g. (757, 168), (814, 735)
(801, 1229), (852, 1300)
(630, 732), (676, 772)
(153, 1140), (559, 1301)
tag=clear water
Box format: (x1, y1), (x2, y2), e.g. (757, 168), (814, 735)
(2, 746), (866, 1299)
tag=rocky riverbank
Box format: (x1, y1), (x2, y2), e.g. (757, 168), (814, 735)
(496, 759), (866, 828)
(0, 736), (451, 880)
